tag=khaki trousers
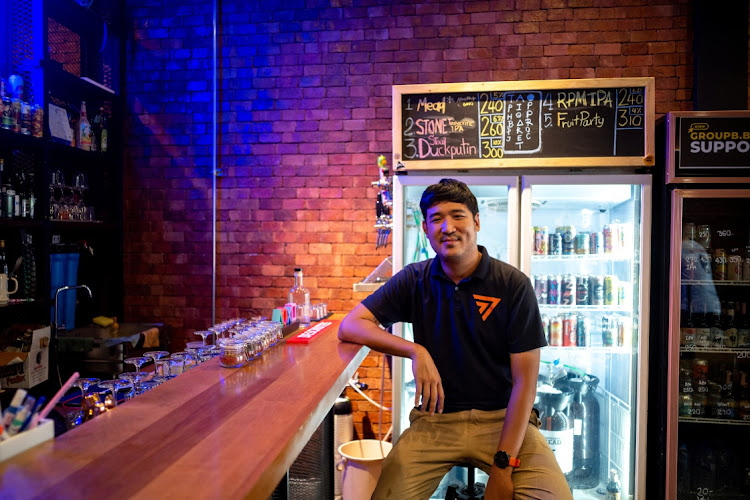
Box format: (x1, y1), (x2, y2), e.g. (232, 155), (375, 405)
(372, 408), (573, 500)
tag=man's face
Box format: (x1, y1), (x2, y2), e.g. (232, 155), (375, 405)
(422, 201), (480, 263)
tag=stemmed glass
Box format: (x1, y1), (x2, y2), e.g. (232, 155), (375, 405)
(125, 356), (152, 373)
(98, 379), (129, 409)
(72, 377), (101, 425)
(143, 351), (170, 373)
(119, 372), (149, 399)
(193, 330), (214, 346)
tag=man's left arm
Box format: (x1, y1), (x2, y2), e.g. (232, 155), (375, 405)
(484, 348), (541, 498)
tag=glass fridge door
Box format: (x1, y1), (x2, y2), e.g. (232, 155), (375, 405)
(391, 174), (520, 446)
(667, 190), (750, 500)
(521, 175), (651, 500)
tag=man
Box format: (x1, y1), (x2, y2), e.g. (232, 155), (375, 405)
(339, 179), (571, 500)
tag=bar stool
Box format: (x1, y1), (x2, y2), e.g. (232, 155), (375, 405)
(445, 464), (485, 500)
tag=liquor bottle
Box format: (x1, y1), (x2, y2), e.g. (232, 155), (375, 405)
(78, 101), (92, 151)
(91, 108), (101, 152)
(0, 240), (8, 276)
(99, 107), (108, 152)
(711, 310), (725, 347)
(568, 377), (586, 488)
(724, 303), (739, 348)
(696, 301), (712, 347)
(738, 302), (750, 348)
(288, 267), (311, 325)
(0, 79), (11, 130)
(680, 306), (696, 347)
(605, 469), (621, 500)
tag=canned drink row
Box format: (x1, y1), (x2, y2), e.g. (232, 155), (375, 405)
(533, 274), (628, 306)
(532, 223), (631, 256)
(543, 313), (632, 348)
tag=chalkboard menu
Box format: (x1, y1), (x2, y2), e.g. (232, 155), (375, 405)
(393, 78), (654, 169)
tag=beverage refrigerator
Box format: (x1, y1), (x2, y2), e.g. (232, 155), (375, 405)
(657, 111), (750, 500)
(390, 170), (652, 499)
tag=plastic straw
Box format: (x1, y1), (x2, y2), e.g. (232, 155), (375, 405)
(28, 371), (79, 429)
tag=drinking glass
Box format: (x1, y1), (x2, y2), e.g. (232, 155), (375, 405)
(143, 351), (170, 373)
(119, 372), (148, 399)
(97, 379), (128, 408)
(138, 380), (159, 395)
(125, 356), (152, 373)
(72, 377), (100, 425)
(193, 330), (214, 346)
(168, 353), (188, 375)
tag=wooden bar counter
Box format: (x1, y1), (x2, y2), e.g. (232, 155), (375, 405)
(0, 314), (368, 499)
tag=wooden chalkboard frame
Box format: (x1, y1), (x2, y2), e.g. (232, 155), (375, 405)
(392, 78), (655, 171)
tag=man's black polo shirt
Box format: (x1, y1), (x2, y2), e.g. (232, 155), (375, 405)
(362, 246), (546, 413)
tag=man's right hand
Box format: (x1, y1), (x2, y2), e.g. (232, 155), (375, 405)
(411, 344), (444, 415)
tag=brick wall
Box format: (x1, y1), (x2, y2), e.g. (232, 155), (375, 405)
(124, 0), (702, 439)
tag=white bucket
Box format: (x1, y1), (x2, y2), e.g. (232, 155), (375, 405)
(338, 439), (393, 500)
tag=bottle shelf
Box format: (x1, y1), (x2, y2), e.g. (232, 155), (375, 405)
(0, 219), (43, 229)
(682, 279), (750, 287)
(0, 128), (44, 149)
(678, 416), (750, 426)
(679, 346), (750, 354)
(543, 345), (634, 354)
(539, 304), (631, 313)
(531, 253), (635, 263)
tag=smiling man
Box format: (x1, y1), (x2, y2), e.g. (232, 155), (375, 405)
(339, 179), (571, 500)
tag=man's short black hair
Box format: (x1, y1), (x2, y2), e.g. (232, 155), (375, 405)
(420, 178), (479, 219)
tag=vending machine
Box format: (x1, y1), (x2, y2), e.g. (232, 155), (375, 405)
(389, 77), (655, 499)
(660, 111), (750, 500)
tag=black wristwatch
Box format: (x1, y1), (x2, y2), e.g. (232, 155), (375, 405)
(494, 450), (521, 469)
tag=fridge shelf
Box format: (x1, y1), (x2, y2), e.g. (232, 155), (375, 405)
(679, 346), (750, 354)
(682, 280), (750, 286)
(539, 305), (631, 313)
(531, 254), (634, 262)
(678, 416), (750, 426)
(543, 345), (634, 354)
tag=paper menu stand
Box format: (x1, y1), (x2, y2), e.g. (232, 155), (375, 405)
(0, 419), (54, 462)
(48, 103), (73, 144)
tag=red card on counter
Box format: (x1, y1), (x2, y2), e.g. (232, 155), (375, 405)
(286, 320), (340, 344)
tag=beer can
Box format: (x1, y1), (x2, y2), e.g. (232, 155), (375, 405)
(533, 227), (541, 254)
(728, 254), (742, 281)
(575, 232), (590, 255)
(603, 225), (613, 253)
(576, 275), (589, 305)
(590, 231), (603, 254)
(534, 274), (548, 304)
(31, 104), (43, 138)
(590, 275), (604, 305)
(679, 393), (693, 416)
(712, 249), (727, 281)
(618, 317), (632, 347)
(602, 316), (614, 346)
(541, 315), (549, 344)
(561, 226), (576, 255)
(549, 316), (563, 346)
(562, 314), (577, 346)
(617, 284), (626, 306)
(682, 222), (696, 241)
(692, 358), (709, 382)
(576, 314), (589, 347)
(20, 102), (31, 135)
(548, 233), (562, 255)
(548, 275), (561, 305)
(604, 275), (616, 305)
(539, 226), (548, 255)
(697, 224), (711, 250)
(561, 274), (576, 306)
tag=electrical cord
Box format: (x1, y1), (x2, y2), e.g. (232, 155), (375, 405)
(348, 379), (391, 411)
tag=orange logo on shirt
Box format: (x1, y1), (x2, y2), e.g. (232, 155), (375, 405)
(474, 294), (501, 321)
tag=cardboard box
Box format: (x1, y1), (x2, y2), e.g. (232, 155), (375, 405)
(0, 327), (50, 389)
(0, 419), (54, 462)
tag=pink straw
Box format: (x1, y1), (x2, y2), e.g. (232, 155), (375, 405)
(28, 371), (79, 430)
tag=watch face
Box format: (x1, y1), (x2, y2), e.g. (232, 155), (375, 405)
(494, 451), (510, 467)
